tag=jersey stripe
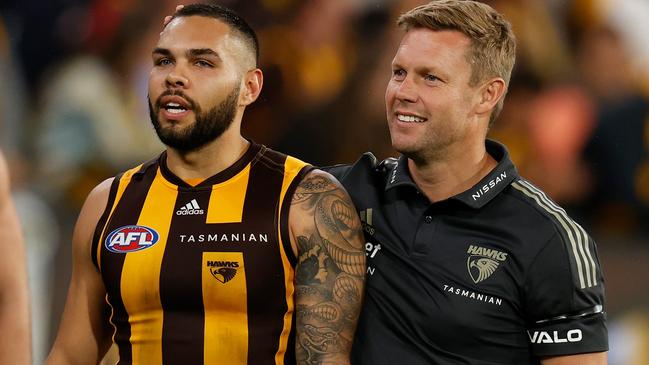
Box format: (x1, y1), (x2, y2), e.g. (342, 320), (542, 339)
(96, 166), (142, 272)
(122, 168), (177, 365)
(202, 251), (248, 364)
(92, 174), (122, 270)
(244, 151), (289, 365)
(511, 180), (597, 289)
(275, 156), (310, 364)
(201, 164), (253, 364)
(160, 187), (212, 364)
(206, 164), (250, 224)
(101, 163), (158, 364)
(518, 180), (598, 287)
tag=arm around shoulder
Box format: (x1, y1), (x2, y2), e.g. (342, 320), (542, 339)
(46, 178), (116, 365)
(289, 169), (366, 365)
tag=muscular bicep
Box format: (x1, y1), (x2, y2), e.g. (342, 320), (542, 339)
(289, 169), (366, 365)
(46, 178), (115, 365)
(542, 351), (608, 365)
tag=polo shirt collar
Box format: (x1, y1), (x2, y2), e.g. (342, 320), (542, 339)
(385, 139), (519, 208)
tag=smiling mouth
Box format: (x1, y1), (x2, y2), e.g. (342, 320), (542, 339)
(397, 114), (427, 123)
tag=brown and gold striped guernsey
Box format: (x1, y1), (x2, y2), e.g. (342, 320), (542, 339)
(91, 143), (311, 365)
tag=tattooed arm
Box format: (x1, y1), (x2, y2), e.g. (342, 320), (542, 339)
(289, 169), (366, 365)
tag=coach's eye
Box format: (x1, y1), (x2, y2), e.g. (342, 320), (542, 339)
(392, 69), (406, 80)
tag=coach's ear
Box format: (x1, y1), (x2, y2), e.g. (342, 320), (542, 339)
(240, 68), (263, 107)
(475, 77), (506, 117)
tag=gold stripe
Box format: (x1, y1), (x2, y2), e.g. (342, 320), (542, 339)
(203, 252), (248, 365)
(518, 180), (596, 287)
(512, 181), (588, 289)
(206, 164), (251, 224)
(121, 168), (177, 365)
(97, 165), (142, 272)
(275, 156), (307, 364)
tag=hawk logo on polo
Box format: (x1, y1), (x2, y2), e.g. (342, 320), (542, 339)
(466, 244), (508, 284)
(207, 260), (239, 283)
(176, 199), (204, 215)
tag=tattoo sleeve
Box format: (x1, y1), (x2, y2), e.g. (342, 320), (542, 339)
(291, 171), (366, 365)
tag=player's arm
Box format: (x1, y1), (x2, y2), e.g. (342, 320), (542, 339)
(46, 178), (115, 365)
(542, 352), (607, 364)
(289, 169), (366, 365)
(0, 154), (31, 365)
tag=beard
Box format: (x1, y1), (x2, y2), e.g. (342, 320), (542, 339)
(149, 85), (240, 153)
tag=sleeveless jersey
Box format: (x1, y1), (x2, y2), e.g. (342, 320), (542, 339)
(91, 143), (311, 365)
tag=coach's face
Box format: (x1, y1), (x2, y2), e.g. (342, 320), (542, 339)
(385, 28), (484, 160)
(148, 16), (257, 152)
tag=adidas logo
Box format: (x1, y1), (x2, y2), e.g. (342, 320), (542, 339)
(176, 199), (204, 216)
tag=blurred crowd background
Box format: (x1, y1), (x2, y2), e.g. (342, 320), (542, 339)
(1, 0), (648, 363)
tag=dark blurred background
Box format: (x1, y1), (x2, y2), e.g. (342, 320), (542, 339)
(0, 0), (647, 363)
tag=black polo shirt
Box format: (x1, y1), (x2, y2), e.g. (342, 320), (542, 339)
(325, 140), (607, 365)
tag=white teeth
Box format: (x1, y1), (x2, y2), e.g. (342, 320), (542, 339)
(397, 114), (425, 123)
(164, 102), (187, 113)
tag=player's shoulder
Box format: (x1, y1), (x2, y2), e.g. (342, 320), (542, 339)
(295, 169), (344, 194)
(249, 143), (313, 179)
(322, 152), (395, 187)
(81, 154), (159, 220)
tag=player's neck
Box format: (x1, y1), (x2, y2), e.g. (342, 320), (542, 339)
(165, 131), (250, 182)
(408, 140), (497, 203)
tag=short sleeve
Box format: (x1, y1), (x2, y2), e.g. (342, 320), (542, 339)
(523, 230), (608, 356)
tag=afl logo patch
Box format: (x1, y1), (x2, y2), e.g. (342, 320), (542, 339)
(105, 225), (160, 253)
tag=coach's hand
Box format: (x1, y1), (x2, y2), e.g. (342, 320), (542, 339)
(162, 4), (184, 28)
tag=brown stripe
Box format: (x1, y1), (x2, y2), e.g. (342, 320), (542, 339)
(101, 163), (159, 365)
(244, 150), (289, 365)
(92, 174), (123, 270)
(159, 188), (212, 364)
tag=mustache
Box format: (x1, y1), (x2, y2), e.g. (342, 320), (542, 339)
(154, 89), (198, 110)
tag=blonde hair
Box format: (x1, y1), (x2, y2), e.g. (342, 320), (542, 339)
(398, 0), (516, 124)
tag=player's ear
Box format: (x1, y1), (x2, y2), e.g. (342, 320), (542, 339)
(239, 68), (263, 106)
(475, 77), (506, 117)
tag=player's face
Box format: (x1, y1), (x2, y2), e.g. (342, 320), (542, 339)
(148, 16), (245, 152)
(385, 28), (482, 159)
